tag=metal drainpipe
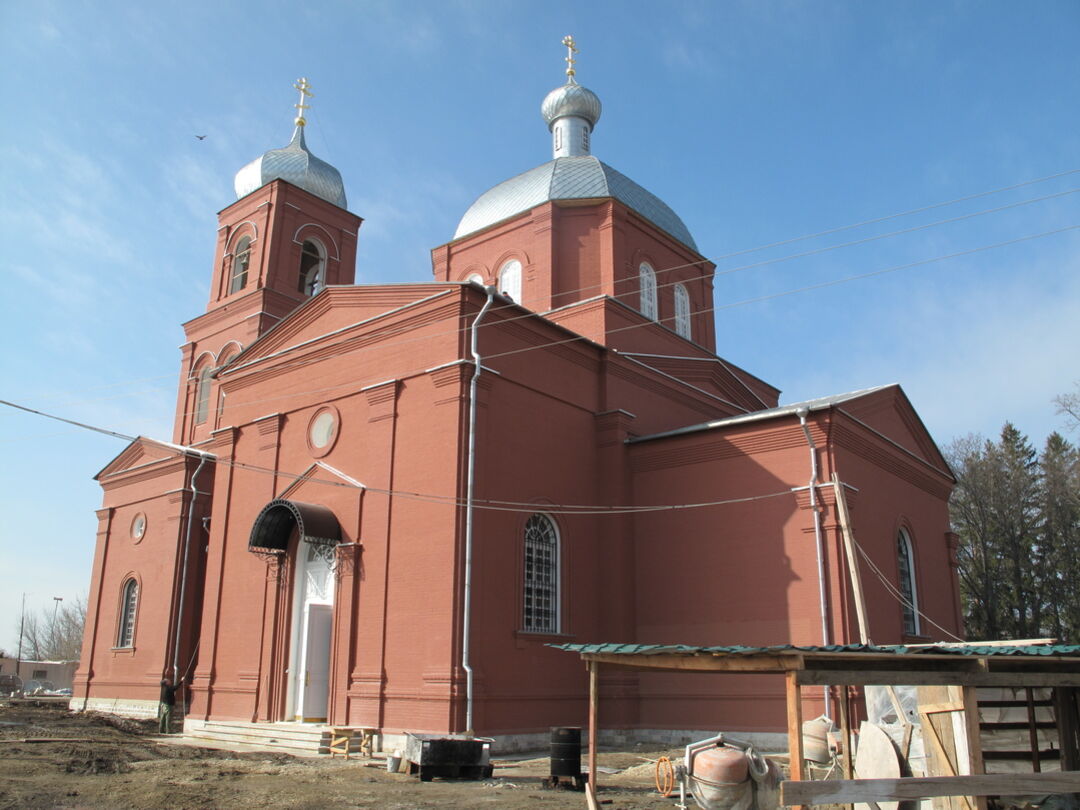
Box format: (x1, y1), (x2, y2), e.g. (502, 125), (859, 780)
(173, 452), (212, 684)
(797, 408), (832, 719)
(463, 286), (496, 734)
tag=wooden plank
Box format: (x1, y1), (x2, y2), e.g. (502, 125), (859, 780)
(582, 652), (802, 673)
(780, 772), (1080, 804)
(833, 474), (870, 645)
(960, 684), (987, 810)
(838, 685), (854, 780)
(786, 669), (805, 809)
(796, 670), (1080, 688)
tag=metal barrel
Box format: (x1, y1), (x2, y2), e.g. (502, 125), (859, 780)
(549, 726), (582, 777)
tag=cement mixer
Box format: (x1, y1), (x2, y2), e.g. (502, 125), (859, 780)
(656, 734), (781, 810)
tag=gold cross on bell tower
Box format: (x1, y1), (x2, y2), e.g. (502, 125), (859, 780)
(293, 77), (314, 127)
(562, 35), (578, 81)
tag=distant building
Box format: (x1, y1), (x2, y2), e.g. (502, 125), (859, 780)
(1, 657), (78, 691)
(73, 59), (961, 749)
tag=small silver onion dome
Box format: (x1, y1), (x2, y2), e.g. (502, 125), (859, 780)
(541, 80), (602, 131)
(234, 125), (347, 208)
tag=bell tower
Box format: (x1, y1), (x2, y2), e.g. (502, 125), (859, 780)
(174, 79), (363, 445)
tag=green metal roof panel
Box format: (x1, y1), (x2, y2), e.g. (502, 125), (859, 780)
(550, 642), (1080, 658)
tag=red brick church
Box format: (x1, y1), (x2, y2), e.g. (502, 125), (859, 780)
(73, 59), (961, 750)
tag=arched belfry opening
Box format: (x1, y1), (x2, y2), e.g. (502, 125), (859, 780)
(249, 499), (342, 723)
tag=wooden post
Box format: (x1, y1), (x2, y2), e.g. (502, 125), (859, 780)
(960, 684), (987, 810)
(838, 685), (854, 780)
(787, 669), (806, 810)
(832, 473), (870, 644)
(587, 660), (599, 809)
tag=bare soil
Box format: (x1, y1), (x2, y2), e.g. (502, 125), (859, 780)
(0, 700), (682, 809)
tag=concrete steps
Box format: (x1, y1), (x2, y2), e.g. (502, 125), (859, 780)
(184, 720), (367, 756)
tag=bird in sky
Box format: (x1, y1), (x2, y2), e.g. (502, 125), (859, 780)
(195, 135), (207, 140)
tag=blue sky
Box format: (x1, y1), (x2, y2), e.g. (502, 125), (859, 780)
(2, 1), (1078, 653)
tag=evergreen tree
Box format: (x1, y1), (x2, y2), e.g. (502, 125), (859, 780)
(948, 422), (1080, 642)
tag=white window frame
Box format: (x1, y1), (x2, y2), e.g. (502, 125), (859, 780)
(194, 366), (212, 425)
(116, 578), (139, 648)
(897, 528), (921, 636)
(522, 513), (560, 634)
(498, 259), (522, 303)
(674, 283), (691, 339)
(639, 262), (657, 320)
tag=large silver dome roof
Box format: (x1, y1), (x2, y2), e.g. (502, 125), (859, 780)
(453, 156), (698, 251)
(234, 126), (347, 209)
(541, 80), (602, 130)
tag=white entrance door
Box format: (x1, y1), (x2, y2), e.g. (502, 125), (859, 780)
(287, 544), (333, 722)
(301, 604), (332, 721)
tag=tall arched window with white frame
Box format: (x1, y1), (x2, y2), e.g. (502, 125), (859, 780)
(674, 283), (691, 339)
(639, 262), (657, 320)
(298, 240), (325, 296)
(522, 514), (559, 633)
(897, 528), (920, 636)
(229, 236), (251, 294)
(116, 578), (139, 648)
(498, 259), (522, 303)
(194, 366), (212, 425)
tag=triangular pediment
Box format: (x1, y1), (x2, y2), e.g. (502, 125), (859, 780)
(95, 437), (192, 480)
(225, 283), (460, 373)
(276, 462), (366, 501)
(835, 385), (951, 474)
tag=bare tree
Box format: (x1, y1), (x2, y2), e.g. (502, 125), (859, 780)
(1055, 381), (1080, 435)
(14, 596), (86, 661)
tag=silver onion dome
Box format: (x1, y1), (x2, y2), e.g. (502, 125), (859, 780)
(541, 80), (602, 131)
(454, 156), (698, 251)
(234, 125), (347, 209)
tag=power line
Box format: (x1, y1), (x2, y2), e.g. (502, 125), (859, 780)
(20, 170), (1078, 419)
(852, 537), (965, 642)
(44, 217), (1079, 430)
(0, 397), (800, 516)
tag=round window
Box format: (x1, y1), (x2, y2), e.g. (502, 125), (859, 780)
(307, 406), (340, 457)
(131, 513), (147, 542)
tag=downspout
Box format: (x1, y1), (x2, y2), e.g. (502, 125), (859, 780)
(173, 451), (213, 684)
(463, 286), (496, 734)
(796, 408), (831, 719)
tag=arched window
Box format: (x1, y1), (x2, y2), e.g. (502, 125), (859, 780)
(523, 514), (559, 633)
(116, 578), (139, 648)
(194, 365), (212, 425)
(897, 528), (920, 636)
(674, 283), (691, 339)
(298, 240), (325, 296)
(639, 262), (657, 320)
(229, 236), (251, 294)
(465, 273), (485, 286)
(498, 259), (522, 303)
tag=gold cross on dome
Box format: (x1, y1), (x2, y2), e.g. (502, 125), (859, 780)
(562, 35), (578, 79)
(293, 77), (314, 127)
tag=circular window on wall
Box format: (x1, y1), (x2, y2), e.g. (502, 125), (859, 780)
(307, 405), (340, 457)
(130, 512), (147, 543)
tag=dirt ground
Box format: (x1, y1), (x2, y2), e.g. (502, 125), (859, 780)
(0, 700), (687, 809)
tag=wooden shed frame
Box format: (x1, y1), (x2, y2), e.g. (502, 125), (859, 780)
(557, 643), (1080, 808)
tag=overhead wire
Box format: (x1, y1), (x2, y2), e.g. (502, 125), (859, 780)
(14, 173), (1079, 425)
(14, 168), (1077, 414)
(851, 536), (965, 642)
(46, 215), (1080, 429)
(3, 398), (972, 641)
(0, 397), (800, 516)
